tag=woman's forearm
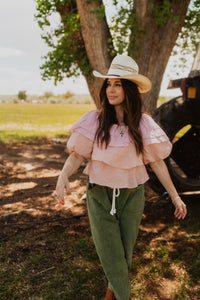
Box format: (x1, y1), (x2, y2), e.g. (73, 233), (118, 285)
(149, 159), (187, 219)
(61, 152), (85, 178)
(149, 159), (179, 201)
(55, 152), (85, 202)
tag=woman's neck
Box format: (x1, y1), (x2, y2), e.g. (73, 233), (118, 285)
(115, 105), (125, 125)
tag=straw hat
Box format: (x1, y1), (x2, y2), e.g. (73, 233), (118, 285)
(93, 55), (151, 93)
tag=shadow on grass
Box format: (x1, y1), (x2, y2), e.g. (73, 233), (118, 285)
(129, 195), (200, 299)
(0, 196), (199, 299)
(0, 214), (107, 299)
(0, 140), (199, 299)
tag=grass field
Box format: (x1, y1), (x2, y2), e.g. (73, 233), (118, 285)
(0, 102), (199, 299)
(0, 102), (190, 144)
(0, 103), (95, 143)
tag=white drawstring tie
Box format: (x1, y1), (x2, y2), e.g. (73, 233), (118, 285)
(110, 188), (120, 215)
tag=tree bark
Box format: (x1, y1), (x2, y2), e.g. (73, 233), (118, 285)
(56, 0), (113, 107)
(129, 0), (190, 114)
(189, 42), (200, 77)
(76, 0), (113, 107)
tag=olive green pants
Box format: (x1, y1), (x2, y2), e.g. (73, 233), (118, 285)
(86, 179), (145, 300)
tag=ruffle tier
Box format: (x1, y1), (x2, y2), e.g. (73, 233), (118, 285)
(67, 110), (172, 188)
(84, 160), (149, 189)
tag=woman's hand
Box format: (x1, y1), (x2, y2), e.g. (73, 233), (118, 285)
(149, 160), (187, 220)
(172, 197), (187, 219)
(54, 152), (85, 205)
(55, 173), (70, 205)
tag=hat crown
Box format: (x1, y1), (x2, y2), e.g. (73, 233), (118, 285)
(92, 54), (151, 93)
(108, 55), (139, 76)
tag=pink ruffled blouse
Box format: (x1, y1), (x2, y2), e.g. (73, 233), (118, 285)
(67, 110), (172, 189)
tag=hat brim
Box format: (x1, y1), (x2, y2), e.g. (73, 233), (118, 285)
(93, 70), (151, 93)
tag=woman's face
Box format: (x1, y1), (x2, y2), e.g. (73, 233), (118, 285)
(106, 78), (125, 107)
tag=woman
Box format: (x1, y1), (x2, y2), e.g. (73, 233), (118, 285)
(55, 55), (187, 300)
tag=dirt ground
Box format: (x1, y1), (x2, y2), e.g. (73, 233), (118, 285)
(0, 138), (199, 299)
(0, 138), (87, 219)
(0, 137), (198, 221)
(0, 138), (158, 221)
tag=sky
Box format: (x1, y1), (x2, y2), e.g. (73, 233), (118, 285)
(0, 0), (194, 97)
(0, 0), (89, 96)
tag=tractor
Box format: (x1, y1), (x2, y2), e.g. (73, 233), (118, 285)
(147, 71), (200, 196)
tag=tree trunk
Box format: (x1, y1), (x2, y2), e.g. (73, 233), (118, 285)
(76, 0), (113, 108)
(189, 43), (200, 77)
(129, 0), (190, 114)
(57, 0), (113, 108)
(56, 0), (190, 113)
(191, 43), (200, 70)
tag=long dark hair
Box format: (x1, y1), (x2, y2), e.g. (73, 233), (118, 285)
(95, 79), (143, 154)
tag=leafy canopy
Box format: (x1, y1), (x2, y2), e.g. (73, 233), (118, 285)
(35, 0), (200, 83)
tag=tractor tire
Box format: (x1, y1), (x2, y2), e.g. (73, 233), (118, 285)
(147, 95), (200, 195)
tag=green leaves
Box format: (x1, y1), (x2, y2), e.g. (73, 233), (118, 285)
(172, 0), (200, 74)
(35, 0), (200, 84)
(35, 0), (88, 83)
(109, 0), (134, 54)
(92, 4), (106, 21)
(153, 0), (174, 26)
(180, 0), (200, 51)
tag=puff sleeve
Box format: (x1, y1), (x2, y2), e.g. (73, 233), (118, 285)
(140, 113), (172, 164)
(67, 110), (99, 159)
